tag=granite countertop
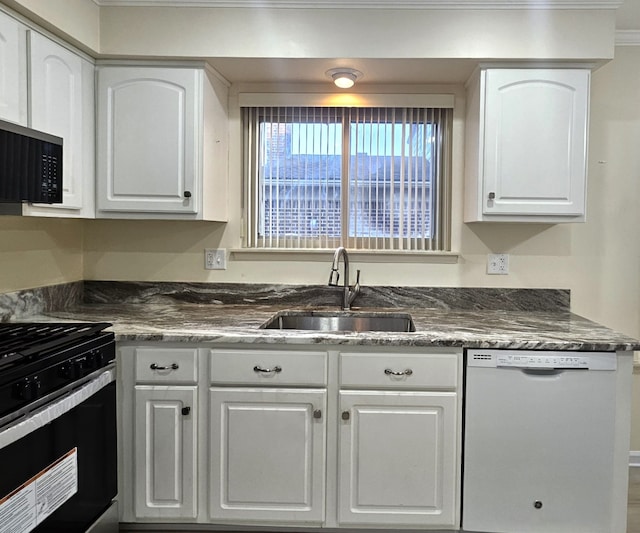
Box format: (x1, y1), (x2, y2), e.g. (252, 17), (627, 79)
(43, 302), (640, 352)
(7, 282), (639, 351)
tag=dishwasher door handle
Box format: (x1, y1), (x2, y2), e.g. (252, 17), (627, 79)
(520, 368), (566, 376)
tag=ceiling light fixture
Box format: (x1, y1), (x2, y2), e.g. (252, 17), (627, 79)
(326, 68), (363, 89)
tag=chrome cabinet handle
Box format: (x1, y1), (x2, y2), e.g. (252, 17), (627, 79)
(384, 368), (413, 376)
(150, 363), (179, 370)
(253, 365), (282, 374)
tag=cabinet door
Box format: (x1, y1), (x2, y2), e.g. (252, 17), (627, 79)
(97, 67), (199, 214)
(338, 390), (457, 527)
(134, 385), (197, 519)
(209, 388), (326, 524)
(0, 11), (26, 124)
(29, 32), (86, 211)
(482, 69), (589, 217)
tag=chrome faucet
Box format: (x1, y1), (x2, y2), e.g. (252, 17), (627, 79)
(328, 246), (361, 310)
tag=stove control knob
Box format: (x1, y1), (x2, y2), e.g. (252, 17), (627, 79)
(91, 349), (107, 368)
(73, 357), (87, 378)
(13, 377), (41, 401)
(58, 363), (71, 379)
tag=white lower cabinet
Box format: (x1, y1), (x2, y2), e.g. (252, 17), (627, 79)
(120, 344), (461, 529)
(134, 385), (198, 519)
(338, 350), (459, 528)
(208, 347), (328, 524)
(209, 388), (326, 523)
(338, 391), (457, 527)
(127, 347), (199, 521)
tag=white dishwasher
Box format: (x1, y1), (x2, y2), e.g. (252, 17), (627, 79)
(463, 349), (617, 533)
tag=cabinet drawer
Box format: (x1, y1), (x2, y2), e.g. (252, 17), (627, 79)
(340, 352), (458, 390)
(135, 347), (198, 383)
(210, 349), (328, 386)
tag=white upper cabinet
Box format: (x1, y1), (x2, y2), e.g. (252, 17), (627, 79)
(96, 65), (229, 220)
(24, 31), (95, 217)
(0, 10), (27, 125)
(464, 68), (590, 223)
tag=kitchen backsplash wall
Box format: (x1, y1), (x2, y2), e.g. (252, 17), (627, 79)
(0, 281), (82, 322)
(0, 279), (571, 326)
(83, 280), (571, 312)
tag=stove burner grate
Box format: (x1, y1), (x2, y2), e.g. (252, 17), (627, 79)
(0, 322), (113, 370)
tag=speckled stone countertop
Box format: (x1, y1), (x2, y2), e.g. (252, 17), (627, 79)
(26, 282), (638, 352)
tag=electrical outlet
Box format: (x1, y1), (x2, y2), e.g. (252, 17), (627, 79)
(487, 253), (509, 275)
(205, 249), (227, 270)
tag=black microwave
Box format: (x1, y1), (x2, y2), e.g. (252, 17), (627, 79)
(0, 118), (63, 204)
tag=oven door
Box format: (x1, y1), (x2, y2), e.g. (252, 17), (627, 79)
(0, 367), (117, 533)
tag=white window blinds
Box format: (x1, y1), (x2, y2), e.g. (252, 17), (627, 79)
(243, 104), (452, 251)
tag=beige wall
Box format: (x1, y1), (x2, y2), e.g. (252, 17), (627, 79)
(590, 46), (640, 449)
(0, 217), (84, 292)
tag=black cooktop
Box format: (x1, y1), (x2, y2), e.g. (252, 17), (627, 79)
(0, 322), (112, 369)
(0, 322), (115, 425)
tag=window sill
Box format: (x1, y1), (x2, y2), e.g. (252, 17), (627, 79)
(230, 248), (459, 264)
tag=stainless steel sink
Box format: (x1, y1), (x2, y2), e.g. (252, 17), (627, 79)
(260, 311), (415, 332)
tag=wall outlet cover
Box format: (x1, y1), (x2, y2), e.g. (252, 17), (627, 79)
(487, 253), (509, 275)
(205, 248), (227, 270)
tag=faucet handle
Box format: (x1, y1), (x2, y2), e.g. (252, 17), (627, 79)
(352, 270), (361, 293)
(328, 269), (340, 286)
(347, 269), (361, 308)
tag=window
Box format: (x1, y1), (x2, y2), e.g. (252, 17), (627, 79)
(243, 101), (452, 252)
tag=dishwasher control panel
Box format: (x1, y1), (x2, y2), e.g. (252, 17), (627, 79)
(467, 349), (617, 370)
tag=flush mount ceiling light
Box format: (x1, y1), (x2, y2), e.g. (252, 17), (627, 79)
(326, 68), (363, 89)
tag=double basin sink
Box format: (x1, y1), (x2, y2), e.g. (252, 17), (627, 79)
(261, 310), (415, 333)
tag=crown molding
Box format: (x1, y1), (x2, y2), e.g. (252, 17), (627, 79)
(616, 30), (640, 46)
(91, 0), (624, 9)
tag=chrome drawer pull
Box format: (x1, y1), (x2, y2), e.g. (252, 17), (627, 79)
(150, 363), (179, 371)
(384, 368), (413, 376)
(253, 365), (282, 374)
